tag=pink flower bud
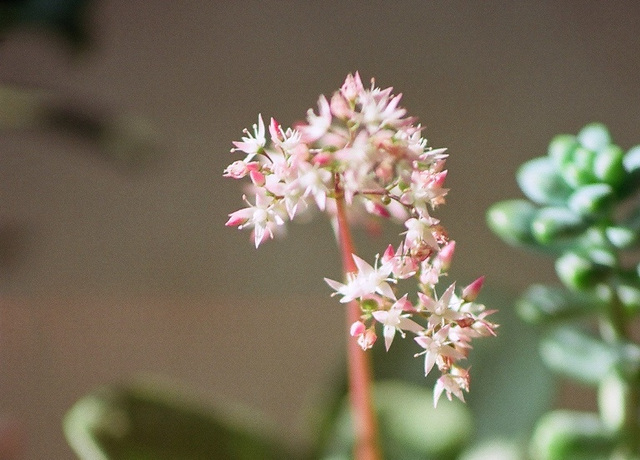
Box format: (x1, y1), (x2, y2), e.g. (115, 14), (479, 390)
(312, 152), (332, 167)
(225, 214), (245, 227)
(249, 170), (266, 187)
(462, 276), (485, 302)
(438, 241), (456, 271)
(269, 117), (283, 141)
(350, 321), (366, 337)
(330, 92), (351, 119)
(381, 244), (396, 264)
(357, 329), (377, 350)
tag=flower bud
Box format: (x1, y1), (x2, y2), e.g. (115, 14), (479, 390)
(462, 276), (485, 302)
(350, 321), (366, 337)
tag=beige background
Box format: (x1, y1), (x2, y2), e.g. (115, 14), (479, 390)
(1, 1), (640, 458)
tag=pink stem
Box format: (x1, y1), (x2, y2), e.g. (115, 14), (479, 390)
(334, 183), (382, 460)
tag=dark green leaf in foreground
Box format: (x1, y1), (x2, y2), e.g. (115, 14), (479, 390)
(64, 382), (294, 460)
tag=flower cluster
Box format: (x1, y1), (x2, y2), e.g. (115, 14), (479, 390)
(225, 73), (497, 406)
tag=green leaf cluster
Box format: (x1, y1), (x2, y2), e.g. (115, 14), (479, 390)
(487, 123), (640, 459)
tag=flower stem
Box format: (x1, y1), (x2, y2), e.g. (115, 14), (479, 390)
(334, 181), (382, 460)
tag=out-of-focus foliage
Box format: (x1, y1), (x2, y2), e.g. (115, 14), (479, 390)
(487, 123), (640, 459)
(0, 0), (92, 48)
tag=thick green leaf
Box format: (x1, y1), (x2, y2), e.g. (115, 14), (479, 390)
(517, 284), (603, 325)
(578, 123), (611, 152)
(486, 200), (538, 247)
(538, 327), (617, 385)
(593, 145), (626, 189)
(548, 134), (578, 170)
(560, 146), (598, 188)
(567, 184), (615, 219)
(529, 410), (615, 460)
(64, 381), (293, 460)
(517, 157), (573, 206)
(555, 252), (611, 291)
(320, 380), (472, 460)
(531, 207), (587, 245)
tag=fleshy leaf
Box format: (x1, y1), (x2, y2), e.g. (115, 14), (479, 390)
(555, 251), (611, 291)
(64, 381), (293, 460)
(567, 183), (615, 218)
(321, 380), (472, 460)
(577, 123), (611, 152)
(486, 200), (538, 247)
(517, 284), (604, 325)
(531, 207), (587, 245)
(529, 410), (615, 460)
(516, 157), (573, 206)
(538, 327), (617, 385)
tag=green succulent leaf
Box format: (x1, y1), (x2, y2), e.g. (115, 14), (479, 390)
(577, 123), (611, 152)
(531, 207), (587, 245)
(64, 381), (293, 460)
(567, 184), (615, 219)
(529, 410), (615, 460)
(539, 327), (617, 385)
(548, 134), (579, 170)
(321, 380), (472, 460)
(555, 251), (611, 291)
(517, 157), (573, 206)
(593, 144), (626, 188)
(486, 200), (539, 247)
(516, 284), (604, 325)
(605, 226), (637, 249)
(560, 146), (598, 188)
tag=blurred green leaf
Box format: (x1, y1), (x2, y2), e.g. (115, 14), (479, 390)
(593, 145), (626, 189)
(531, 207), (587, 245)
(567, 184), (614, 219)
(516, 157), (573, 206)
(529, 410), (615, 460)
(548, 134), (578, 170)
(64, 380), (294, 460)
(517, 284), (604, 325)
(560, 146), (597, 188)
(486, 200), (539, 247)
(320, 380), (473, 460)
(555, 252), (610, 291)
(577, 123), (611, 152)
(539, 327), (617, 385)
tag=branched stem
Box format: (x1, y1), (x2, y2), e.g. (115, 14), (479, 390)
(334, 176), (382, 460)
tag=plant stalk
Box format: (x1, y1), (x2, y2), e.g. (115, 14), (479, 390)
(334, 183), (382, 460)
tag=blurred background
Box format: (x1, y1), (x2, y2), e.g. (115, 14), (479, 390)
(1, 1), (640, 458)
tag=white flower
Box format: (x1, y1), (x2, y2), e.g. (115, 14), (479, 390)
(325, 254), (396, 303)
(231, 114), (266, 161)
(372, 296), (423, 351)
(414, 326), (465, 377)
(433, 367), (470, 407)
(225, 191), (285, 248)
